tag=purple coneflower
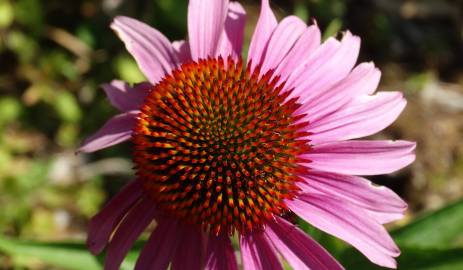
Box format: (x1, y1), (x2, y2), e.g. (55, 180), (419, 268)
(81, 0), (415, 269)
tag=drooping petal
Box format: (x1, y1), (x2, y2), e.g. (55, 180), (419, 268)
(302, 140), (416, 175)
(275, 24), (321, 81)
(205, 233), (238, 270)
(299, 171), (407, 224)
(247, 0), (277, 67)
(298, 62), (380, 122)
(87, 179), (143, 254)
(172, 40), (192, 64)
(135, 217), (181, 270)
(287, 194), (400, 268)
(365, 209), (405, 225)
(101, 80), (151, 112)
(111, 16), (178, 84)
(287, 32), (360, 104)
(265, 216), (344, 270)
(79, 111), (138, 153)
(307, 92), (407, 144)
(188, 0), (229, 60)
(172, 224), (205, 270)
(260, 16), (307, 73)
(104, 198), (157, 270)
(240, 233), (283, 270)
(217, 2), (246, 60)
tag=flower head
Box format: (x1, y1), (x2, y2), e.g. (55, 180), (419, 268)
(133, 56), (310, 235)
(81, 0), (415, 269)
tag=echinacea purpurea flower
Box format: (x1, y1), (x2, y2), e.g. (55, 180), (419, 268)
(81, 1), (416, 269)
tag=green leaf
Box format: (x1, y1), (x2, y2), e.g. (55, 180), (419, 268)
(339, 246), (463, 270)
(0, 97), (22, 126)
(114, 54), (146, 84)
(0, 0), (14, 28)
(54, 91), (82, 123)
(14, 0), (43, 34)
(294, 1), (309, 22)
(0, 237), (101, 270)
(392, 199), (463, 248)
(5, 30), (39, 62)
(322, 18), (342, 41)
(0, 236), (144, 270)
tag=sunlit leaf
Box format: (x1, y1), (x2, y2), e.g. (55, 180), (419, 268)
(340, 246), (463, 270)
(54, 91), (82, 123)
(0, 0), (14, 28)
(114, 54), (146, 84)
(5, 30), (39, 62)
(0, 237), (101, 270)
(392, 199), (463, 248)
(0, 97), (22, 126)
(0, 237), (144, 270)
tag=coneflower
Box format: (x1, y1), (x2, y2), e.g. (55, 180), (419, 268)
(81, 1), (415, 269)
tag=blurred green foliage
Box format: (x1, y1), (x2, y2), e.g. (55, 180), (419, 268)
(2, 199), (463, 269)
(0, 0), (462, 269)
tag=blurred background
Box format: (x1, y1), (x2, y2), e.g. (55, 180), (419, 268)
(0, 0), (462, 269)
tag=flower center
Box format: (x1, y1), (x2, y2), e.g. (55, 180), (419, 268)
(132, 57), (310, 234)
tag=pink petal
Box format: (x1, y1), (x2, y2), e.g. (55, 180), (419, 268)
(205, 233), (238, 270)
(87, 179), (143, 254)
(78, 111), (138, 153)
(240, 233), (283, 270)
(366, 210), (406, 225)
(111, 16), (178, 84)
(135, 216), (181, 270)
(298, 62), (380, 122)
(188, 0), (229, 60)
(307, 92), (407, 144)
(260, 16), (307, 73)
(104, 198), (157, 270)
(287, 194), (400, 268)
(299, 171), (407, 224)
(247, 0), (277, 67)
(172, 40), (192, 63)
(275, 24), (321, 81)
(282, 37), (339, 100)
(302, 140), (416, 175)
(287, 32), (360, 104)
(265, 216), (344, 270)
(101, 80), (151, 112)
(217, 2), (246, 60)
(172, 224), (205, 270)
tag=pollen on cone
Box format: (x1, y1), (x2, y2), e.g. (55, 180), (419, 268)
(132, 56), (310, 234)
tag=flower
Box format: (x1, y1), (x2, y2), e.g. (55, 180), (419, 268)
(81, 0), (416, 269)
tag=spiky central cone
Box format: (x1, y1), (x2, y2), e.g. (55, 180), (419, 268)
(133, 57), (310, 234)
